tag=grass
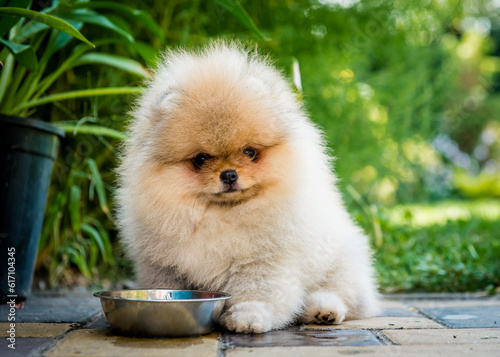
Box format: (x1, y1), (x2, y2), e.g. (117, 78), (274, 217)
(353, 199), (500, 293)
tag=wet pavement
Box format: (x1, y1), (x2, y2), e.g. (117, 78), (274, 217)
(418, 306), (499, 328)
(1, 292), (499, 356)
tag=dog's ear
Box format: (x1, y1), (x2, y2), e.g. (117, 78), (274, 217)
(247, 76), (269, 94)
(154, 89), (180, 123)
(158, 91), (172, 107)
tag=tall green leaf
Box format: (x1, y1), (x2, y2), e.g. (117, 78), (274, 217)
(131, 41), (157, 66)
(72, 0), (165, 42)
(69, 185), (81, 231)
(73, 53), (151, 79)
(57, 123), (129, 140)
(0, 53), (13, 102)
(34, 43), (92, 98)
(12, 21), (49, 43)
(58, 8), (134, 43)
(87, 158), (110, 216)
(212, 0), (269, 40)
(0, 37), (36, 70)
(92, 220), (114, 263)
(81, 223), (109, 263)
(0, 0), (30, 37)
(0, 7), (94, 47)
(13, 87), (143, 113)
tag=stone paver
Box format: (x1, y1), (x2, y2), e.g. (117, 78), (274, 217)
(378, 300), (422, 317)
(408, 299), (500, 308)
(225, 345), (500, 357)
(0, 297), (101, 323)
(0, 337), (54, 357)
(379, 307), (422, 317)
(83, 314), (108, 329)
(1, 293), (499, 356)
(383, 328), (500, 345)
(0, 323), (72, 337)
(224, 329), (382, 348)
(303, 316), (443, 330)
(419, 306), (500, 328)
(44, 329), (220, 357)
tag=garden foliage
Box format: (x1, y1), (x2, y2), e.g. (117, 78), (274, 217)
(1, 0), (498, 292)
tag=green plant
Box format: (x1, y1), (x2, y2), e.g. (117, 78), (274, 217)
(8, 0), (267, 287)
(11, 0), (496, 293)
(0, 0), (148, 128)
(0, 0), (162, 286)
(351, 199), (500, 293)
(37, 158), (116, 286)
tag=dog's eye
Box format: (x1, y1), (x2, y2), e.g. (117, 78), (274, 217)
(243, 147), (258, 160)
(192, 153), (210, 169)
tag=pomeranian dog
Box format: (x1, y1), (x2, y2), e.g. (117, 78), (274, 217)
(117, 42), (380, 333)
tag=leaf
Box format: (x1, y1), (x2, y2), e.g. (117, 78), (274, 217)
(131, 41), (157, 66)
(467, 243), (479, 260)
(89, 243), (98, 270)
(73, 53), (151, 79)
(92, 220), (115, 263)
(57, 123), (129, 140)
(129, 9), (165, 42)
(69, 185), (81, 231)
(73, 1), (165, 42)
(62, 246), (80, 261)
(47, 21), (84, 55)
(0, 7), (94, 47)
(291, 57), (303, 93)
(58, 8), (134, 43)
(34, 42), (91, 98)
(73, 244), (90, 278)
(39, 192), (66, 250)
(12, 20), (49, 43)
(212, 0), (269, 40)
(13, 86), (143, 112)
(0, 54), (13, 103)
(105, 14), (133, 38)
(81, 223), (108, 263)
(52, 212), (63, 251)
(0, 0), (30, 37)
(0, 37), (37, 70)
(86, 158), (110, 216)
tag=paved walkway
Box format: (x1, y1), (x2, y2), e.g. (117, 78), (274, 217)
(1, 292), (499, 356)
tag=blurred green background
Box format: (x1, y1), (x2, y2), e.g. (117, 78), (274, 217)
(5, 0), (499, 293)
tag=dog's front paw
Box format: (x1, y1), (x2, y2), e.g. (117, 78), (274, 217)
(300, 291), (347, 325)
(219, 301), (273, 333)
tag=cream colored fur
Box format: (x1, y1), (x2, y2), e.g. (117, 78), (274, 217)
(116, 41), (380, 333)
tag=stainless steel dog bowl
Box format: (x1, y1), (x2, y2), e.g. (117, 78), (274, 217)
(93, 289), (231, 337)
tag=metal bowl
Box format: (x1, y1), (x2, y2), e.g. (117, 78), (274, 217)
(93, 289), (231, 337)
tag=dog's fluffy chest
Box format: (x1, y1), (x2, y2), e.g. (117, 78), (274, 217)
(167, 207), (290, 289)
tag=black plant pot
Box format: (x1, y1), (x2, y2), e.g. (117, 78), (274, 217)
(0, 114), (64, 304)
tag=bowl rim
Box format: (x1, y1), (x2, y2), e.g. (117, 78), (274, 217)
(93, 289), (231, 303)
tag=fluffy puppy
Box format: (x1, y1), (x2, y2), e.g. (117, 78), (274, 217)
(117, 42), (380, 333)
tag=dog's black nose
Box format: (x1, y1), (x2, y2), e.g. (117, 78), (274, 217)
(220, 170), (238, 185)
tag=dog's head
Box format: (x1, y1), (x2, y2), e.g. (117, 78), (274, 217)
(157, 78), (293, 208)
(134, 44), (304, 209)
